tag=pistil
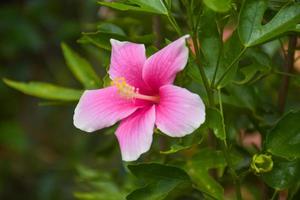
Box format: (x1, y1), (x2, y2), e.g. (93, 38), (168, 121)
(111, 77), (159, 103)
(134, 93), (160, 103)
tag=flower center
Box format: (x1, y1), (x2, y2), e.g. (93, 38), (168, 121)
(111, 77), (159, 103)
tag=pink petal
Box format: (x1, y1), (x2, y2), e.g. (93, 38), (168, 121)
(109, 39), (150, 91)
(143, 35), (189, 91)
(116, 106), (155, 161)
(74, 86), (139, 132)
(156, 85), (205, 137)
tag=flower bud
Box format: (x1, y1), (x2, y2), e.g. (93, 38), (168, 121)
(250, 154), (273, 174)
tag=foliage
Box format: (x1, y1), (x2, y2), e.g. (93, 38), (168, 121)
(2, 0), (300, 199)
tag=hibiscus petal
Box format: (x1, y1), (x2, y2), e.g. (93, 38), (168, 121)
(116, 106), (155, 161)
(109, 39), (148, 90)
(156, 85), (205, 137)
(143, 35), (189, 91)
(74, 86), (139, 132)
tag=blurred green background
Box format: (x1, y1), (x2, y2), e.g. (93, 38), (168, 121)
(2, 0), (300, 199)
(0, 0), (121, 199)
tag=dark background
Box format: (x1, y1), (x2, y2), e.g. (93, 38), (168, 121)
(0, 1), (115, 199)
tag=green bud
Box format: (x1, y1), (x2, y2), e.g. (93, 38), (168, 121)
(251, 154), (273, 174)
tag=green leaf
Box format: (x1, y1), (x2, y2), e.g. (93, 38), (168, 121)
(132, 34), (156, 44)
(268, 0), (294, 11)
(160, 144), (191, 154)
(79, 23), (127, 51)
(265, 110), (300, 159)
(238, 0), (300, 47)
(235, 48), (271, 84)
(98, 0), (168, 15)
(61, 43), (101, 89)
(222, 84), (257, 111)
(187, 63), (202, 84)
(127, 163), (191, 200)
(3, 78), (82, 101)
(199, 7), (222, 82)
(75, 165), (126, 200)
(203, 0), (232, 13)
(78, 31), (126, 51)
(235, 63), (269, 85)
(128, 163), (190, 183)
(127, 181), (189, 200)
(102, 74), (111, 87)
(160, 132), (203, 154)
(206, 107), (226, 140)
(186, 148), (226, 200)
(217, 32), (244, 88)
(262, 159), (300, 189)
(97, 23), (126, 36)
(164, 0), (172, 10)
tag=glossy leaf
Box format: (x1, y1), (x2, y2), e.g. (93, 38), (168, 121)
(186, 149), (226, 200)
(61, 43), (101, 89)
(3, 79), (82, 101)
(75, 165), (126, 200)
(98, 0), (168, 15)
(160, 132), (203, 154)
(127, 181), (189, 200)
(262, 159), (300, 189)
(238, 0), (300, 47)
(206, 107), (226, 140)
(265, 110), (300, 159)
(127, 163), (190, 200)
(128, 163), (190, 183)
(203, 0), (232, 13)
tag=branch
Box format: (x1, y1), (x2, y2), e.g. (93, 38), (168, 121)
(278, 35), (297, 113)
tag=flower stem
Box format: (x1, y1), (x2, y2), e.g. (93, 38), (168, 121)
(167, 12), (182, 36)
(217, 89), (226, 142)
(218, 89), (242, 200)
(192, 33), (214, 106)
(270, 190), (278, 200)
(211, 44), (223, 87)
(182, 0), (214, 106)
(273, 70), (299, 77)
(222, 143), (242, 200)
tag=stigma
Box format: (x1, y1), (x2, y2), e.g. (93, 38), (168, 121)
(111, 77), (159, 103)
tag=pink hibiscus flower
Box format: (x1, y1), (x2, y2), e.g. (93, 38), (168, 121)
(73, 35), (206, 161)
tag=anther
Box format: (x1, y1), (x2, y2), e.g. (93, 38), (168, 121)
(111, 77), (136, 99)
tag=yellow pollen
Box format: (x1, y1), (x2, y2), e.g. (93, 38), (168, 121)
(111, 77), (136, 99)
(111, 77), (160, 103)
